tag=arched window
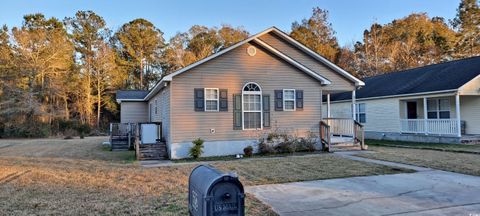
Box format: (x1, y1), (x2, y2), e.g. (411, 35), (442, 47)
(242, 82), (262, 130)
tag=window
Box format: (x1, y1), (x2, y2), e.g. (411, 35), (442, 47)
(355, 103), (366, 123)
(154, 99), (158, 114)
(283, 89), (296, 111)
(427, 98), (450, 119)
(242, 83), (262, 130)
(204, 88), (219, 111)
(149, 103), (153, 121)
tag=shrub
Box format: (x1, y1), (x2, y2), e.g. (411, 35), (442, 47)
(63, 129), (76, 139)
(243, 146), (253, 157)
(295, 138), (316, 152)
(3, 123), (50, 138)
(258, 139), (274, 155)
(295, 132), (317, 152)
(275, 141), (295, 153)
(76, 123), (91, 136)
(189, 138), (204, 159)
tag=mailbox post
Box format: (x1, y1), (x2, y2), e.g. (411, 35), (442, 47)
(189, 165), (245, 216)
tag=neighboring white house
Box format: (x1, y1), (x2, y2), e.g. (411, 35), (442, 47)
(325, 56), (480, 144)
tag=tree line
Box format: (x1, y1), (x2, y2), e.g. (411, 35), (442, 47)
(292, 0), (480, 78)
(0, 0), (478, 137)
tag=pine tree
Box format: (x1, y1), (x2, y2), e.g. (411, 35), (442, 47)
(65, 11), (109, 125)
(451, 0), (480, 57)
(113, 19), (164, 89)
(290, 7), (339, 62)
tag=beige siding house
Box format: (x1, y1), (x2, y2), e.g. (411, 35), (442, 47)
(116, 27), (364, 158)
(326, 56), (480, 144)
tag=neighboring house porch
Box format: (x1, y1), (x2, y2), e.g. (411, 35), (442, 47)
(399, 94), (462, 137)
(327, 56), (480, 144)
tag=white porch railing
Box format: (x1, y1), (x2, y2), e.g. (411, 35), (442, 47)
(324, 118), (354, 137)
(400, 119), (458, 136)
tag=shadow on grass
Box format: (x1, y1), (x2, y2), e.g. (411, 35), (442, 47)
(366, 139), (480, 154)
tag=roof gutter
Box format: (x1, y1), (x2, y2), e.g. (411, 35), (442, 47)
(329, 89), (458, 103)
(143, 79), (170, 101)
(116, 98), (146, 104)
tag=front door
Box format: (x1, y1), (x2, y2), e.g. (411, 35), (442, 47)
(406, 101), (417, 119)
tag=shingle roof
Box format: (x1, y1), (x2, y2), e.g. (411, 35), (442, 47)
(116, 90), (149, 100)
(330, 56), (480, 101)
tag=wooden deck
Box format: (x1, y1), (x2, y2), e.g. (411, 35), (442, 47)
(110, 123), (168, 160)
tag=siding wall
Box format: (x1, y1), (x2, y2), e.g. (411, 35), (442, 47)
(259, 32), (355, 92)
(120, 102), (148, 123)
(460, 96), (480, 134)
(460, 75), (480, 95)
(147, 85), (172, 145)
(170, 42), (331, 144)
(329, 98), (401, 132)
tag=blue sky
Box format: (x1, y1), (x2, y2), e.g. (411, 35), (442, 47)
(0, 0), (460, 45)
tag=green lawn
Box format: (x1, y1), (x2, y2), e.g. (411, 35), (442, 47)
(366, 139), (480, 154)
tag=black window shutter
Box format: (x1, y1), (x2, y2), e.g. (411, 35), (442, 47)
(263, 95), (271, 128)
(274, 90), (283, 111)
(194, 88), (204, 111)
(233, 94), (242, 130)
(219, 89), (228, 111)
(296, 90), (304, 110)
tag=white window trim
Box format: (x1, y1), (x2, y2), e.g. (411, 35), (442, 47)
(242, 82), (263, 130)
(283, 89), (296, 111)
(204, 88), (219, 112)
(355, 103), (366, 123)
(154, 99), (158, 115)
(427, 98), (451, 119)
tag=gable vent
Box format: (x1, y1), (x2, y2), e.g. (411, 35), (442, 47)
(247, 46), (256, 56)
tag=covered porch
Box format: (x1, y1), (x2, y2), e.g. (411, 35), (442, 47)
(399, 94), (463, 137)
(321, 90), (366, 151)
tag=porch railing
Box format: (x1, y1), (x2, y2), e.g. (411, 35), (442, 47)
(324, 118), (354, 137)
(400, 119), (458, 136)
(320, 118), (365, 151)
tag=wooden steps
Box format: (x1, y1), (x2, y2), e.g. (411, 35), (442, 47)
(111, 136), (131, 151)
(138, 142), (168, 160)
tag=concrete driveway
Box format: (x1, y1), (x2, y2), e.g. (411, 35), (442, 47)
(247, 160), (480, 215)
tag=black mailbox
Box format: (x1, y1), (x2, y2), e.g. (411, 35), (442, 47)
(189, 165), (245, 216)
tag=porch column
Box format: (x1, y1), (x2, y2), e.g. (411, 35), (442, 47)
(352, 90), (356, 120)
(456, 93), (461, 137)
(423, 97), (428, 135)
(320, 89), (323, 120)
(327, 93), (331, 118)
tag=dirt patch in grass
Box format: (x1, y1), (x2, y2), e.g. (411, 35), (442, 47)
(357, 146), (480, 176)
(366, 139), (480, 154)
